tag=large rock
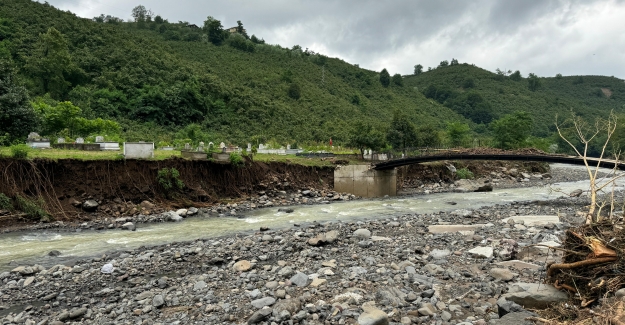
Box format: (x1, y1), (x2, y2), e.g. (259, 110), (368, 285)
(122, 222), (136, 231)
(233, 260), (252, 272)
(490, 268), (516, 281)
(164, 211), (183, 222)
(82, 200), (99, 212)
(247, 307), (273, 324)
(358, 302), (389, 325)
(502, 283), (569, 309)
(468, 246), (494, 258)
(289, 272), (310, 287)
(354, 228), (371, 239)
(375, 287), (406, 307)
(251, 297), (275, 309)
(429, 249), (451, 259)
(272, 298), (301, 320)
(455, 179), (492, 192)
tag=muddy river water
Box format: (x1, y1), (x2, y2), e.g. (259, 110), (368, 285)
(1, 164), (622, 272)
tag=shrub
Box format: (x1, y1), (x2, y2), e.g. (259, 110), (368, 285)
(157, 168), (184, 191)
(0, 193), (12, 211)
(456, 167), (474, 179)
(229, 152), (244, 167)
(15, 195), (49, 221)
(10, 144), (30, 159)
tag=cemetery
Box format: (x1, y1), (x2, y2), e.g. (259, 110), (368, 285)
(15, 131), (393, 166)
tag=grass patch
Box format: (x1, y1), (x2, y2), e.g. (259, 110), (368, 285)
(10, 144), (31, 159)
(15, 195), (49, 221)
(253, 154), (367, 167)
(0, 193), (12, 211)
(456, 167), (475, 179)
(0, 148), (181, 160)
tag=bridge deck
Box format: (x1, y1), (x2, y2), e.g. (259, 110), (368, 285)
(373, 154), (623, 171)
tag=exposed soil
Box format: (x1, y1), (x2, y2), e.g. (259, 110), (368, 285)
(0, 158), (333, 225)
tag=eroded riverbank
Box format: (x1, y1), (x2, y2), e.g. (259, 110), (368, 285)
(0, 164), (623, 324)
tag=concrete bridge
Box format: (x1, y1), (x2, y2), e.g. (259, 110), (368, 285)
(334, 153), (622, 198)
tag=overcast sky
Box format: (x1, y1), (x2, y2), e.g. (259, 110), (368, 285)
(44, 0), (625, 78)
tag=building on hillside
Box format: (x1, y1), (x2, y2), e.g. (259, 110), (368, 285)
(187, 24), (200, 29)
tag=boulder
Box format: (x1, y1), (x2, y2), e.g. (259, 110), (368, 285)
(247, 307), (273, 324)
(358, 302), (389, 325)
(490, 268), (516, 281)
(468, 246), (494, 258)
(354, 228), (372, 239)
(502, 283), (568, 309)
(251, 297), (275, 309)
(82, 200), (99, 212)
(233, 260), (251, 272)
(122, 222), (136, 231)
(272, 298), (301, 319)
(289, 272), (310, 287)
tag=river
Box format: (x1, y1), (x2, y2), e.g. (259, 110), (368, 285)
(0, 164), (622, 272)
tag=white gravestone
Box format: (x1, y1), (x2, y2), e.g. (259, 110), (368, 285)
(95, 136), (104, 142)
(287, 144), (291, 150)
(28, 132), (40, 140)
(219, 142), (226, 149)
(247, 143), (252, 150)
(76, 138), (84, 144)
(259, 144), (265, 150)
(57, 138), (65, 144)
(185, 143), (191, 150)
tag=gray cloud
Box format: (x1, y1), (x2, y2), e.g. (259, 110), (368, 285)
(43, 0), (625, 78)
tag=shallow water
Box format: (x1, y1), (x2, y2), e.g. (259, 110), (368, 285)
(0, 164), (622, 271)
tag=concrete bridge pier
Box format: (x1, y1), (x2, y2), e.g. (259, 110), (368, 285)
(334, 165), (397, 198)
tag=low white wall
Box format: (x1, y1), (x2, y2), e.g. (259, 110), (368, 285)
(123, 142), (154, 159)
(27, 141), (51, 149)
(97, 142), (120, 151)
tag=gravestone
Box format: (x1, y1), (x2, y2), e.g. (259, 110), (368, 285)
(198, 142), (204, 152)
(57, 138), (65, 144)
(95, 136), (104, 142)
(28, 132), (41, 140)
(199, 141), (204, 147)
(76, 138), (84, 144)
(208, 142), (214, 147)
(259, 144), (265, 150)
(287, 144), (291, 150)
(219, 142), (226, 149)
(247, 143), (252, 150)
(184, 143), (191, 150)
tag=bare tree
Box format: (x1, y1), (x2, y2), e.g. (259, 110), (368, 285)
(555, 111), (624, 224)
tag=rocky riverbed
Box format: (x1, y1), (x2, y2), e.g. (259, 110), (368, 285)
(1, 193), (616, 325)
(1, 163), (622, 325)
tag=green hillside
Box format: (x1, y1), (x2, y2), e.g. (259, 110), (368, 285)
(0, 0), (464, 146)
(404, 64), (625, 137)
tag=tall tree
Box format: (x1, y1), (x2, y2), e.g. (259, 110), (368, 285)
(236, 20), (248, 39)
(527, 73), (541, 91)
(348, 121), (386, 157)
(203, 16), (227, 45)
(25, 27), (74, 99)
(0, 60), (39, 141)
(387, 111), (418, 153)
(446, 122), (471, 147)
(131, 5), (147, 21)
(491, 111), (532, 149)
(379, 68), (390, 87)
(391, 73), (403, 87)
(414, 64), (423, 75)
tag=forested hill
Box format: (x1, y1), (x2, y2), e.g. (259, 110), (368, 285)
(0, 0), (464, 145)
(404, 64), (625, 137)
